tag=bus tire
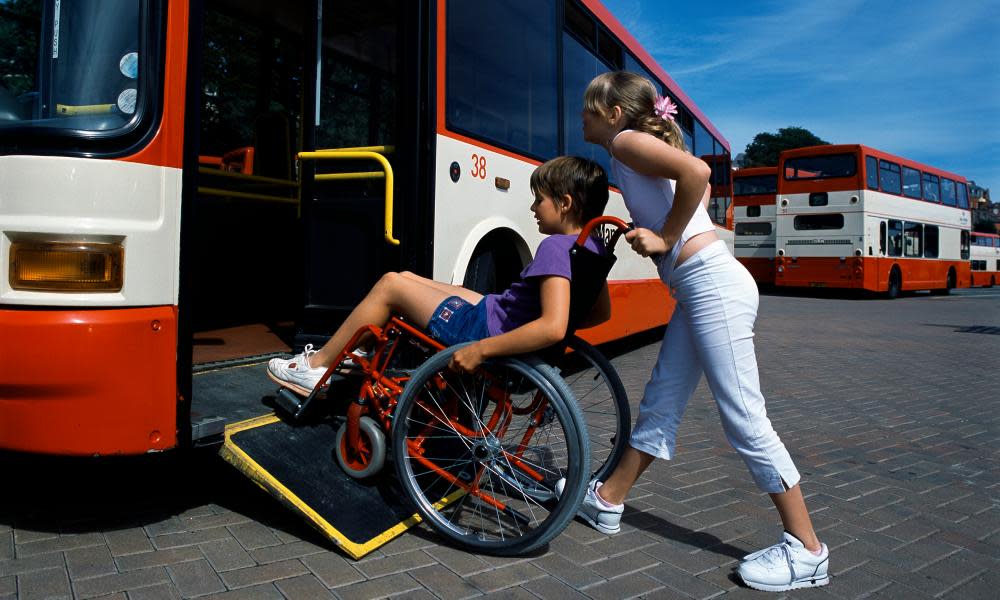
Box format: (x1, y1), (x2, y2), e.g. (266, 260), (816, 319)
(464, 242), (520, 295)
(932, 268), (956, 295)
(886, 267), (902, 299)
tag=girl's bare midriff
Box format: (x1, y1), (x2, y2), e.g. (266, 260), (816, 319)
(675, 229), (719, 269)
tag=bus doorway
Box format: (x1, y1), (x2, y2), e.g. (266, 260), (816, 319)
(187, 0), (431, 432)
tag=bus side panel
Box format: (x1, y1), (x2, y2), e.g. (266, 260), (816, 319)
(0, 307), (177, 455)
(576, 279), (673, 346)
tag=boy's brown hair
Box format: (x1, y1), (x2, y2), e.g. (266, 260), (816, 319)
(530, 156), (609, 226)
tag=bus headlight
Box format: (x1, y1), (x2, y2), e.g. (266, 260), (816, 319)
(9, 240), (124, 292)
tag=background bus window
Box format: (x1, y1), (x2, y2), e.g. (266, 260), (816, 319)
(735, 222), (772, 236)
(957, 183), (970, 209)
(903, 222), (923, 257)
(902, 166), (921, 199)
(734, 175), (777, 196)
(746, 205), (761, 217)
(784, 154), (856, 179)
(866, 156), (879, 189)
(924, 225), (939, 258)
(694, 120), (714, 158)
(793, 214), (844, 230)
(447, 0), (558, 157)
(879, 160), (901, 194)
(317, 0), (399, 149)
(888, 219), (903, 256)
(921, 172), (940, 203)
(879, 221), (886, 255)
(961, 230), (970, 259)
(941, 178), (957, 206)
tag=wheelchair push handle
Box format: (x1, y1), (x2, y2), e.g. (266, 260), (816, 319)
(575, 216), (634, 249)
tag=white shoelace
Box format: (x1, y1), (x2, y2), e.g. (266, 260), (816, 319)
(744, 539), (795, 583)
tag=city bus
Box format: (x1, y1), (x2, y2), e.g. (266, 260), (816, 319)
(774, 145), (971, 298)
(732, 167), (778, 285)
(0, 0), (731, 455)
(970, 232), (1000, 287)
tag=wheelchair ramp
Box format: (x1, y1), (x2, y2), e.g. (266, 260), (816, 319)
(219, 413), (421, 559)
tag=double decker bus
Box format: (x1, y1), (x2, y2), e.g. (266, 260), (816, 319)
(775, 145), (971, 298)
(970, 232), (1000, 287)
(732, 167), (778, 285)
(0, 0), (731, 456)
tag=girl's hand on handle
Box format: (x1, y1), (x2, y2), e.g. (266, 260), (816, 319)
(625, 227), (670, 258)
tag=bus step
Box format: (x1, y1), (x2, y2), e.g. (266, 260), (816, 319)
(191, 413), (226, 444)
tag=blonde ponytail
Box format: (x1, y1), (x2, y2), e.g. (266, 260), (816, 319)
(584, 71), (687, 152)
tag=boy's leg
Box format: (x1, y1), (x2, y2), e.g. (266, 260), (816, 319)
(398, 271), (484, 304)
(309, 272), (456, 368)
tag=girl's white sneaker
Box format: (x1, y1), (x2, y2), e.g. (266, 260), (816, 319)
(738, 531), (829, 592)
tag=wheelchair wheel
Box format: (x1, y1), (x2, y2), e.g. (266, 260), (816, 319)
(334, 416), (387, 479)
(558, 336), (630, 483)
(392, 344), (590, 555)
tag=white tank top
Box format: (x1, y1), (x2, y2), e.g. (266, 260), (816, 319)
(610, 130), (716, 282)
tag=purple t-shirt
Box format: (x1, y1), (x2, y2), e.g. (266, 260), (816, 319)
(484, 234), (605, 336)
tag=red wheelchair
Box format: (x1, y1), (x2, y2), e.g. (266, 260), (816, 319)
(274, 216), (632, 555)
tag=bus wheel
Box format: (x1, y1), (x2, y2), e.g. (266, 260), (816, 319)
(932, 269), (956, 295)
(886, 267), (902, 299)
(464, 242), (520, 295)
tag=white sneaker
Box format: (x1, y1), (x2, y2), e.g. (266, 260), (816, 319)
(555, 478), (623, 534)
(738, 531), (830, 592)
(267, 344), (327, 395)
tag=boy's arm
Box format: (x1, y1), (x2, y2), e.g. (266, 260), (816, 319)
(450, 275), (570, 372)
(577, 282), (611, 329)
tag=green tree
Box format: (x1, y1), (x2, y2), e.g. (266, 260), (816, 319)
(743, 127), (829, 167)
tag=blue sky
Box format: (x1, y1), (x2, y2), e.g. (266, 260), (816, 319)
(603, 0), (1000, 190)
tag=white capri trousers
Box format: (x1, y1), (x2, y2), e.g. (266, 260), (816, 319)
(629, 240), (801, 493)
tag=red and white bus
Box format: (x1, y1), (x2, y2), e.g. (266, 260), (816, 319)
(970, 232), (1000, 287)
(0, 0), (731, 455)
(774, 145), (971, 297)
(733, 167), (778, 285)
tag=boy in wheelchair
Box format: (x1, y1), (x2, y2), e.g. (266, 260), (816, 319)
(267, 155), (612, 394)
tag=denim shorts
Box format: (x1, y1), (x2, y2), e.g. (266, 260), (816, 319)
(427, 296), (490, 346)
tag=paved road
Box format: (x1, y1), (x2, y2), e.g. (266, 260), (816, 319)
(2, 288), (998, 599)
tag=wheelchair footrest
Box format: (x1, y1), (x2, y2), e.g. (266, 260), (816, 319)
(219, 413), (420, 559)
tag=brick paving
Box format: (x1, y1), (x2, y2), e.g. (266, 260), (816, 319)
(2, 288), (998, 599)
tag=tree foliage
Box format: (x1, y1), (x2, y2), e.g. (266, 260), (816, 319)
(743, 127), (829, 167)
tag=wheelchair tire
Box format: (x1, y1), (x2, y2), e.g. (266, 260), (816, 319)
(392, 344), (590, 556)
(334, 416), (387, 479)
(559, 336), (631, 483)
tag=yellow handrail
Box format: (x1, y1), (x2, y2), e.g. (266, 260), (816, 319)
(297, 150), (399, 246)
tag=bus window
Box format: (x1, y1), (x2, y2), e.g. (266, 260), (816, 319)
(879, 160), (901, 194)
(562, 31), (612, 177)
(888, 219), (903, 257)
(879, 221), (886, 255)
(447, 0), (558, 158)
(941, 178), (957, 207)
(747, 206), (761, 218)
(734, 175), (777, 196)
(957, 182), (970, 209)
(924, 225), (939, 258)
(784, 154), (856, 180)
(961, 230), (970, 259)
(903, 222), (922, 257)
(865, 156), (879, 189)
(694, 120), (714, 158)
(793, 214), (844, 230)
(735, 222), (772, 236)
(902, 167), (921, 199)
(921, 173), (940, 203)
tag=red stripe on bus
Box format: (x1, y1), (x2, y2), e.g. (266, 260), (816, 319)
(576, 279), (674, 346)
(0, 306), (178, 455)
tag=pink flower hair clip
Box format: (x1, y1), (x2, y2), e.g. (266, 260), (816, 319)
(654, 95), (678, 122)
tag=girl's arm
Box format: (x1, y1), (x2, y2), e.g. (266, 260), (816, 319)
(612, 131), (712, 255)
(450, 275), (570, 372)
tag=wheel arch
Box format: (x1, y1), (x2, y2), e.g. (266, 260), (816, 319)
(449, 218), (533, 285)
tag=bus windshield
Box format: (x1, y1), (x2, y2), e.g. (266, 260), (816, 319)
(0, 0), (145, 136)
(784, 154), (856, 180)
(734, 175), (777, 195)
